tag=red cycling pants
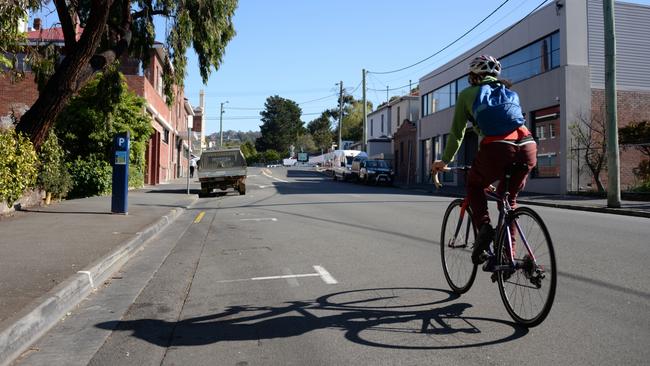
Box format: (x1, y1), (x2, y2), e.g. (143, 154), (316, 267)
(466, 141), (537, 227)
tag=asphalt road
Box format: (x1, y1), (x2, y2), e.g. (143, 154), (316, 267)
(17, 167), (650, 366)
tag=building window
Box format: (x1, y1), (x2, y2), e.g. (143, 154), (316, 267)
(381, 115), (384, 133)
(549, 124), (555, 139)
(163, 128), (169, 144)
(500, 31), (561, 83)
(397, 106), (401, 127)
(531, 107), (561, 178)
(370, 119), (374, 136)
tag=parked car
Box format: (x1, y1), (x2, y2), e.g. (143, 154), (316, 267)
(357, 159), (393, 185)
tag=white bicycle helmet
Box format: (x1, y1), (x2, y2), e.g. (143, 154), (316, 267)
(469, 55), (501, 76)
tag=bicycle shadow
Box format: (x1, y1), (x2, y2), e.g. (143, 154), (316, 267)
(96, 287), (528, 350)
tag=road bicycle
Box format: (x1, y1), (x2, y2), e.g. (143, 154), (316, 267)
(434, 164), (556, 327)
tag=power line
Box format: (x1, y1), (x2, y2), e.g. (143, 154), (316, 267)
(419, 0), (550, 84)
(368, 0), (512, 75)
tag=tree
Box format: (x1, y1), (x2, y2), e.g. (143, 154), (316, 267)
(619, 120), (650, 183)
(256, 95), (304, 154)
(295, 133), (316, 153)
(55, 66), (153, 189)
(307, 113), (333, 151)
(570, 110), (607, 192)
(2, 0), (237, 149)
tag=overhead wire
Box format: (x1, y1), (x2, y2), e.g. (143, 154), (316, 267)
(419, 0), (551, 84)
(368, 0), (512, 75)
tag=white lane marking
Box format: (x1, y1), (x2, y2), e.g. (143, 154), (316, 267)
(240, 218), (277, 222)
(247, 174), (259, 177)
(252, 273), (320, 281)
(214, 266), (338, 285)
(313, 265), (338, 284)
(261, 171), (289, 183)
(77, 271), (95, 289)
(283, 268), (300, 287)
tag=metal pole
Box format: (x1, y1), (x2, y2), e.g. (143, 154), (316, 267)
(604, 0), (621, 207)
(219, 102), (224, 148)
(362, 69), (367, 152)
(187, 127), (191, 195)
(338, 81), (343, 150)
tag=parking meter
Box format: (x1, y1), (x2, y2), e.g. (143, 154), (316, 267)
(112, 131), (130, 214)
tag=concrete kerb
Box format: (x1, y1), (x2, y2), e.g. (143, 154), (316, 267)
(0, 198), (197, 366)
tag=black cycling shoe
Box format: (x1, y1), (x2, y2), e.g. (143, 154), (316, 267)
(472, 224), (495, 265)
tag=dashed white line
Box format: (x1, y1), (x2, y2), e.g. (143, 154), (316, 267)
(240, 218), (278, 222)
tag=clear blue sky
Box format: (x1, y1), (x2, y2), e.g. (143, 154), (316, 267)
(32, 0), (650, 134)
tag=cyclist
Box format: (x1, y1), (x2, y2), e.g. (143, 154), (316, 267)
(431, 55), (537, 265)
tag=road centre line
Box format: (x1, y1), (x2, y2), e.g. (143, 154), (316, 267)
(194, 211), (206, 223)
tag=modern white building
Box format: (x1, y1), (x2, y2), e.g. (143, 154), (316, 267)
(417, 0), (650, 194)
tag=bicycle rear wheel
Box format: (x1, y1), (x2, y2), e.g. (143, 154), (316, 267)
(496, 207), (556, 327)
(440, 199), (478, 294)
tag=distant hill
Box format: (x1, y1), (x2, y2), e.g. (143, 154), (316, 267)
(206, 130), (261, 145)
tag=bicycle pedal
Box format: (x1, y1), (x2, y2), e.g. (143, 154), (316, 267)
(490, 272), (498, 283)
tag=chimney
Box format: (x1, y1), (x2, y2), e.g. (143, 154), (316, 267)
(33, 18), (41, 31)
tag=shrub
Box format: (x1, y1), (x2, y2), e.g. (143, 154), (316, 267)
(67, 155), (112, 198)
(0, 129), (38, 206)
(38, 131), (72, 199)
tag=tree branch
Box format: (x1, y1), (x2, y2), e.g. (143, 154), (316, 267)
(53, 0), (78, 52)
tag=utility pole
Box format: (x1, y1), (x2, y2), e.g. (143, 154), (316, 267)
(362, 69), (367, 152)
(338, 81), (343, 150)
(604, 0), (621, 207)
(408, 80), (412, 122)
(219, 101), (228, 148)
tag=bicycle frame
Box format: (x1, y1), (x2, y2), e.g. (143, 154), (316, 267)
(437, 167), (539, 272)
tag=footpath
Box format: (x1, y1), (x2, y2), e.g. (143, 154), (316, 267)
(0, 174), (648, 365)
(0, 179), (199, 366)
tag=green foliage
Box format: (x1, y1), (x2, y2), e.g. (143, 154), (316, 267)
(55, 66), (153, 195)
(261, 150), (281, 163)
(256, 96), (304, 154)
(307, 114), (333, 151)
(240, 141), (257, 158)
(0, 1), (41, 69)
(37, 131), (72, 199)
(295, 134), (316, 153)
(67, 155), (112, 199)
(0, 128), (38, 206)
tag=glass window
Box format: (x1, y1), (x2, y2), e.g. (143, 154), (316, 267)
(163, 129), (169, 144)
(381, 115), (384, 133)
(550, 32), (560, 68)
(433, 84), (451, 111)
(370, 119), (374, 136)
(456, 75), (470, 94)
(536, 125), (546, 140)
(450, 82), (457, 106)
(397, 106), (401, 126)
(550, 124), (555, 139)
(501, 32), (560, 83)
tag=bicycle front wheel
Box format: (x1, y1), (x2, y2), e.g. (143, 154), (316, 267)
(440, 199), (478, 294)
(496, 207), (557, 327)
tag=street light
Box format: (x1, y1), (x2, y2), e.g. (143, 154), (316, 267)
(220, 101), (229, 148)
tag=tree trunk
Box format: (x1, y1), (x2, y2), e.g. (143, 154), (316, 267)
(15, 0), (113, 149)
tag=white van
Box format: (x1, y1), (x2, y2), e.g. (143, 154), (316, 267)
(332, 150), (367, 181)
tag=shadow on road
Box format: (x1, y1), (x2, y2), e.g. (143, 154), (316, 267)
(96, 287), (528, 350)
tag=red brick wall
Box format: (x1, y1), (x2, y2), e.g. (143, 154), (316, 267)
(0, 74), (39, 122)
(592, 89), (650, 190)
